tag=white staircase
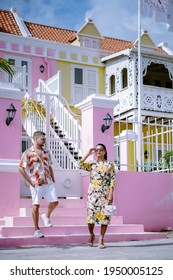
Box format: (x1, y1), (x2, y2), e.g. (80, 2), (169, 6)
(21, 71), (82, 169)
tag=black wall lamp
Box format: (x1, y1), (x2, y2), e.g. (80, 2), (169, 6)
(39, 64), (45, 73)
(101, 113), (113, 133)
(144, 150), (149, 159)
(6, 103), (17, 126)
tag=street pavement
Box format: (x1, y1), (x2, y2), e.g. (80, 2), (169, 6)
(0, 234), (173, 260)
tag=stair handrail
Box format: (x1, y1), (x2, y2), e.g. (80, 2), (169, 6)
(21, 96), (78, 169)
(36, 77), (80, 118)
(35, 77), (82, 154)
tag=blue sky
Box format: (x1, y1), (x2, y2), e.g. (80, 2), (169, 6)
(1, 0), (173, 50)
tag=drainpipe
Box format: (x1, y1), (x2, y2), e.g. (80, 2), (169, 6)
(44, 57), (49, 79)
(43, 57), (50, 149)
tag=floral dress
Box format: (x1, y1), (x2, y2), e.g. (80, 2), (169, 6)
(78, 160), (115, 225)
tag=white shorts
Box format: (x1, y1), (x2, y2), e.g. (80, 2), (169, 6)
(30, 183), (58, 205)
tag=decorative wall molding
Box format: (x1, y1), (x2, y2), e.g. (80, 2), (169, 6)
(142, 56), (173, 81)
(0, 33), (108, 66)
(0, 87), (25, 100)
(0, 159), (20, 172)
(75, 93), (117, 111)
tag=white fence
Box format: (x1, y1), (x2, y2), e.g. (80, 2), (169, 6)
(114, 117), (173, 172)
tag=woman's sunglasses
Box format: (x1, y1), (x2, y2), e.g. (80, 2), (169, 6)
(95, 148), (104, 152)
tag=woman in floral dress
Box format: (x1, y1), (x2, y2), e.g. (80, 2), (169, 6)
(78, 143), (115, 249)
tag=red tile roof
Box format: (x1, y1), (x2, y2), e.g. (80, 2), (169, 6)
(0, 9), (165, 55)
(25, 21), (133, 53)
(0, 9), (21, 35)
(101, 36), (133, 53)
(25, 22), (76, 44)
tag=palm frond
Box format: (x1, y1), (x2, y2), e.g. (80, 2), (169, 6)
(0, 58), (14, 76)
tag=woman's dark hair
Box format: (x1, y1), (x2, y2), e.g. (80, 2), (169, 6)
(96, 143), (107, 160)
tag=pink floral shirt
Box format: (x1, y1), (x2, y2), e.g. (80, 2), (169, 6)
(19, 146), (53, 185)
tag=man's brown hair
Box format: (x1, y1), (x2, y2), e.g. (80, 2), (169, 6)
(33, 131), (45, 140)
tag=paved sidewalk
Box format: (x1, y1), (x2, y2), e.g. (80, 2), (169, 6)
(0, 234), (173, 260)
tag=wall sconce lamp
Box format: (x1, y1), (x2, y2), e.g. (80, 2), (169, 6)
(144, 150), (149, 159)
(101, 113), (113, 133)
(6, 103), (17, 126)
(39, 64), (45, 73)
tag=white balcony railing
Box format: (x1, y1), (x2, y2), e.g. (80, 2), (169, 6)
(112, 85), (173, 115)
(0, 65), (26, 90)
(142, 85), (173, 113)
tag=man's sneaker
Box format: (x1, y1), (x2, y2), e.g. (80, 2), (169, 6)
(34, 230), (44, 238)
(41, 213), (52, 227)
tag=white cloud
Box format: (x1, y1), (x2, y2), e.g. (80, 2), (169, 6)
(84, 0), (173, 48)
(84, 0), (138, 40)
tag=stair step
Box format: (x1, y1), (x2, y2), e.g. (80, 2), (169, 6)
(0, 232), (167, 248)
(20, 198), (86, 208)
(19, 207), (87, 216)
(4, 215), (124, 227)
(64, 142), (72, 147)
(74, 156), (82, 160)
(1, 224), (144, 237)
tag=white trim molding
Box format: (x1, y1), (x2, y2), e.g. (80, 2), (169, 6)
(75, 93), (118, 111)
(10, 7), (32, 38)
(0, 87), (25, 100)
(0, 159), (20, 173)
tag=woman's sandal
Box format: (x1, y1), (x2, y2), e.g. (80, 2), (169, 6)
(88, 233), (95, 247)
(98, 235), (105, 249)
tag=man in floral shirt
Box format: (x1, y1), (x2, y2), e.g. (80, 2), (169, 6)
(19, 131), (58, 238)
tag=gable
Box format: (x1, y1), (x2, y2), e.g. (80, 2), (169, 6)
(134, 30), (156, 49)
(141, 32), (155, 47)
(78, 19), (102, 38)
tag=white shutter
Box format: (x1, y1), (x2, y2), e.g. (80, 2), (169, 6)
(74, 86), (83, 104)
(87, 69), (97, 96)
(72, 66), (98, 104)
(87, 69), (96, 87)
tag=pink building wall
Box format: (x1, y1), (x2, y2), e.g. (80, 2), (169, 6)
(0, 99), (21, 159)
(78, 94), (115, 161)
(0, 51), (57, 94)
(93, 107), (114, 162)
(0, 97), (23, 217)
(115, 171), (173, 231)
(32, 57), (57, 92)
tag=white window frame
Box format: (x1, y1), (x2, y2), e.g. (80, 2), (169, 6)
(71, 65), (98, 105)
(121, 67), (128, 90)
(5, 55), (32, 94)
(82, 36), (99, 49)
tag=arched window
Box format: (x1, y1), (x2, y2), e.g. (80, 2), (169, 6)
(110, 75), (115, 95)
(143, 62), (173, 89)
(122, 68), (128, 89)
